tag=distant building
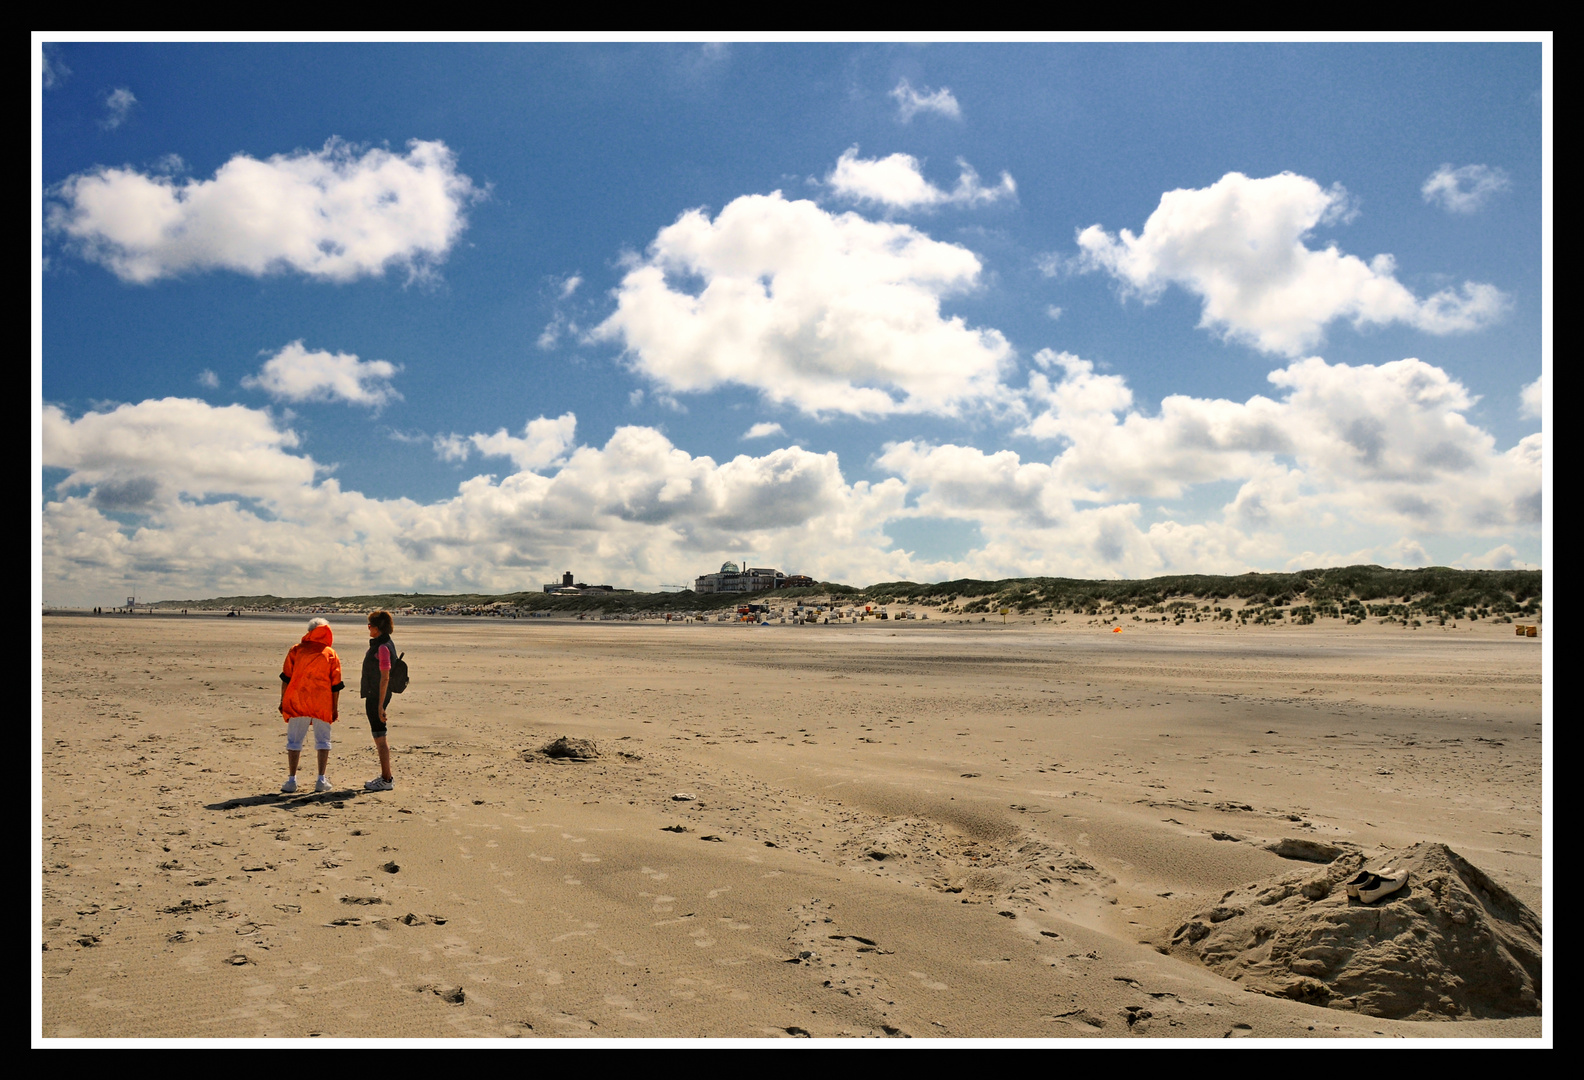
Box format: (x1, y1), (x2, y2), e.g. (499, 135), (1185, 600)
(694, 561), (804, 593)
(544, 570), (624, 595)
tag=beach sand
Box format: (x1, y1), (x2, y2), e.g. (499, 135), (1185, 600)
(38, 612), (1543, 1039)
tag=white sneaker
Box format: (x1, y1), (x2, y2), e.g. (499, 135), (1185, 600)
(280, 777), (298, 794)
(364, 776), (393, 792)
(314, 776), (333, 793)
(1344, 867), (1392, 899)
(1358, 869), (1409, 904)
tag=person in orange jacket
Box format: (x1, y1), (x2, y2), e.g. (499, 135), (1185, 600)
(278, 617), (344, 794)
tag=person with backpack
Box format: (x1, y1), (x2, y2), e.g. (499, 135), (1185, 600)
(361, 609), (406, 792)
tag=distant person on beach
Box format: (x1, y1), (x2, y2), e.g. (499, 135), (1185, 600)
(278, 617), (344, 794)
(362, 610), (399, 791)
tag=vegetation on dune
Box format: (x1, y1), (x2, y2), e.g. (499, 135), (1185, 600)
(145, 565), (1539, 627)
(150, 586), (857, 616)
(864, 566), (1540, 627)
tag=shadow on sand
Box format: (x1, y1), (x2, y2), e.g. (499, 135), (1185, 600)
(206, 789), (363, 811)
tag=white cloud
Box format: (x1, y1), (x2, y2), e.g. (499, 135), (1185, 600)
(44, 397), (315, 510)
(41, 399), (909, 606)
(1520, 374), (1545, 419)
(593, 191), (1013, 418)
(242, 341), (400, 408)
(1422, 164), (1511, 213)
(197, 369), (220, 389)
(1076, 171), (1509, 355)
(1457, 543), (1538, 571)
(42, 45), (70, 90)
(48, 138), (480, 284)
(99, 88), (136, 130)
(1010, 349), (1540, 535)
(1045, 305), (1062, 320)
(432, 434), (472, 462)
(889, 78), (960, 122)
(537, 275), (585, 348)
(537, 314), (567, 350)
(443, 412), (578, 472)
(825, 147), (1014, 211)
(1381, 537), (1431, 566)
(742, 422), (785, 440)
(40, 364), (1541, 606)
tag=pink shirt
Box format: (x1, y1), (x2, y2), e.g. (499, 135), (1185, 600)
(378, 643), (392, 672)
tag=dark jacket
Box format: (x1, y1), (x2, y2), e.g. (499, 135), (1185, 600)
(361, 634), (396, 699)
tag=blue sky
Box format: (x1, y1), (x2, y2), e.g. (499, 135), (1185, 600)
(36, 40), (1547, 605)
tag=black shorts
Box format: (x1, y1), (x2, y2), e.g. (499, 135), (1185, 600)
(365, 690), (392, 737)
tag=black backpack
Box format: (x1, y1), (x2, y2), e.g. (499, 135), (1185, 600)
(388, 647), (410, 694)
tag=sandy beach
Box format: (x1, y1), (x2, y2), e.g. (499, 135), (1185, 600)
(37, 612), (1543, 1039)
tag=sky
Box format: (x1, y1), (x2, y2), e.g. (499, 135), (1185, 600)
(34, 39), (1549, 607)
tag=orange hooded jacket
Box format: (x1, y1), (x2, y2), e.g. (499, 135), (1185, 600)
(279, 624), (345, 723)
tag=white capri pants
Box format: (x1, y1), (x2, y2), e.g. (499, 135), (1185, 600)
(285, 716), (333, 752)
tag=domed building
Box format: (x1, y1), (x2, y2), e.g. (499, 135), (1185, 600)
(694, 560), (785, 593)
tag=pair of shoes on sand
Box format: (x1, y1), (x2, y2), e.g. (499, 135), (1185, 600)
(364, 776), (394, 792)
(1345, 867), (1409, 903)
(281, 777), (333, 794)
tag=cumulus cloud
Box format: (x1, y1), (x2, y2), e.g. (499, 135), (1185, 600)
(1458, 544), (1538, 571)
(889, 78), (960, 122)
(742, 422), (785, 440)
(99, 87), (136, 130)
(853, 351), (1541, 581)
(197, 369), (220, 389)
(47, 138), (480, 283)
(1076, 171), (1509, 355)
(44, 397), (314, 510)
(825, 147), (1015, 211)
(40, 357), (1542, 606)
(1009, 349), (1540, 535)
(593, 192), (1013, 417)
(1520, 374), (1545, 419)
(1422, 164), (1511, 213)
(440, 412), (578, 472)
(41, 398), (908, 606)
(242, 341), (400, 408)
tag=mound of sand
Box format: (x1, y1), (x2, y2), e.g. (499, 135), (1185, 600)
(533, 735), (600, 760)
(1166, 842), (1541, 1020)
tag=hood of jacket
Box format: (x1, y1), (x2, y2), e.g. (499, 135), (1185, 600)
(301, 624), (334, 649)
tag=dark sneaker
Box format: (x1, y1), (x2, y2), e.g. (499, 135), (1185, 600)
(364, 777), (393, 792)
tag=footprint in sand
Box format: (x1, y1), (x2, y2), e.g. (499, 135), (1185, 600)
(640, 867), (669, 881)
(909, 971), (950, 991)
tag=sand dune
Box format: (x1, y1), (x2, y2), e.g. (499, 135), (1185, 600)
(38, 613), (1542, 1039)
